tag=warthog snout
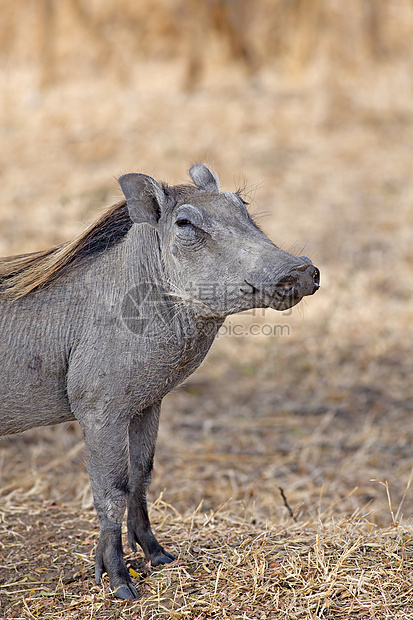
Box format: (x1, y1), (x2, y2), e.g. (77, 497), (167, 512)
(274, 262), (320, 300)
(243, 258), (320, 311)
(288, 259), (320, 296)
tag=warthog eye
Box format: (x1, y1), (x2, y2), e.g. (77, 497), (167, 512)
(176, 218), (192, 228)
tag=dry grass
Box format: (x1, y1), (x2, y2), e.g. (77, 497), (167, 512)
(1, 1), (413, 618)
(1, 491), (413, 619)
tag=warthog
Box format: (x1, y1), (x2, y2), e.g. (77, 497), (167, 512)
(0, 165), (319, 599)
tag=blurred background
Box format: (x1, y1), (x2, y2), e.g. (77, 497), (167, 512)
(0, 0), (413, 527)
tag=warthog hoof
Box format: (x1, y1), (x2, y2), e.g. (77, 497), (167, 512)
(113, 583), (139, 600)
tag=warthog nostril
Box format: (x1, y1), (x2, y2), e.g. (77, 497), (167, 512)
(295, 263), (320, 292)
(312, 267), (320, 289)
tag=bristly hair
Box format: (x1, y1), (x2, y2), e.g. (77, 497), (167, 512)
(0, 200), (133, 300)
(0, 180), (249, 300)
(0, 181), (205, 301)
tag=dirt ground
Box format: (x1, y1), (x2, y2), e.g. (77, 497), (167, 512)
(1, 3), (413, 618)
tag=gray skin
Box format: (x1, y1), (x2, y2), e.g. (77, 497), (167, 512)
(0, 165), (319, 600)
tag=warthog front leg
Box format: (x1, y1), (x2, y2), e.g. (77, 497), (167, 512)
(79, 412), (139, 600)
(127, 402), (175, 566)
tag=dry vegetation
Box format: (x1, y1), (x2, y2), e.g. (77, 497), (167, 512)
(1, 1), (413, 618)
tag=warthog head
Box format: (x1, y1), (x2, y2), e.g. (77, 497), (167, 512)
(119, 164), (319, 317)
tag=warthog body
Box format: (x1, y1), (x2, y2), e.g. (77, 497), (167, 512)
(0, 165), (319, 599)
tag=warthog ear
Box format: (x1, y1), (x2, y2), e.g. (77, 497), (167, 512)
(118, 173), (167, 225)
(189, 164), (220, 193)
